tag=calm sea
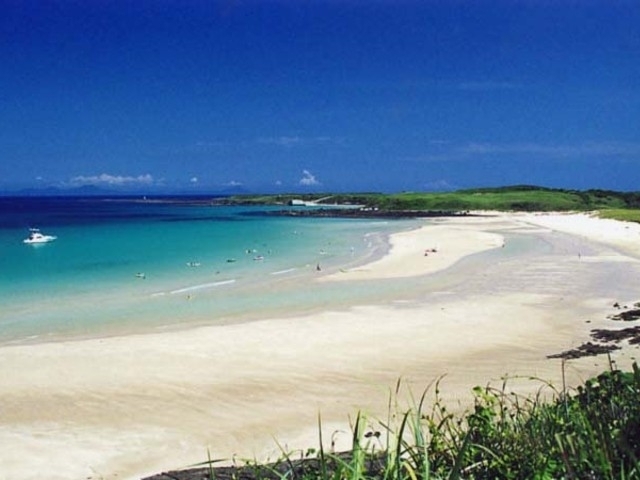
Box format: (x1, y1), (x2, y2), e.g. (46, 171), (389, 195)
(0, 196), (414, 344)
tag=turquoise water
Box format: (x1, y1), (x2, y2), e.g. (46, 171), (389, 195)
(0, 197), (415, 344)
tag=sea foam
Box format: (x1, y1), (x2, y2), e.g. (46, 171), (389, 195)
(169, 279), (237, 294)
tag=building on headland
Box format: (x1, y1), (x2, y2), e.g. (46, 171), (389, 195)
(288, 196), (365, 209)
(288, 195), (337, 207)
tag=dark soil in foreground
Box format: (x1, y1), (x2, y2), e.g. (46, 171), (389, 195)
(143, 452), (382, 480)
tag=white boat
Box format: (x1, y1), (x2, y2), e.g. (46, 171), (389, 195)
(23, 228), (57, 244)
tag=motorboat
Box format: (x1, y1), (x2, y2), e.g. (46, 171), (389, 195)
(23, 228), (57, 244)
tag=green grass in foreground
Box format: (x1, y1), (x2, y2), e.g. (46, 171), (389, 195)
(189, 362), (640, 480)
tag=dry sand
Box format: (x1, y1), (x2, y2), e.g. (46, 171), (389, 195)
(1, 212), (640, 480)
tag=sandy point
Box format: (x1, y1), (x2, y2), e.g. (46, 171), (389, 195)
(320, 216), (506, 281)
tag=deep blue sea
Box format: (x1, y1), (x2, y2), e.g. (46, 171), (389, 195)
(0, 196), (413, 344)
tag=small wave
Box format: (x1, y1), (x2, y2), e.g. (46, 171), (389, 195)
(270, 268), (296, 276)
(170, 279), (236, 294)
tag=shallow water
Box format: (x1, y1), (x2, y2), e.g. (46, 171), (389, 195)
(0, 197), (417, 344)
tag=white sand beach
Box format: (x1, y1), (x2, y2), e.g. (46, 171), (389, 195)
(319, 220), (505, 281)
(1, 212), (640, 480)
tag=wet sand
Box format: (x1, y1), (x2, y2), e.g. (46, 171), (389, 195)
(1, 212), (640, 480)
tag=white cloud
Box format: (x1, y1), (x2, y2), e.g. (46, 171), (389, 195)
(458, 81), (522, 91)
(458, 141), (640, 158)
(225, 180), (243, 187)
(262, 136), (303, 146)
(299, 170), (320, 186)
(68, 173), (156, 187)
(190, 177), (199, 184)
(423, 179), (457, 192)
(186, 140), (232, 153)
(259, 136), (336, 147)
(407, 141), (640, 164)
(274, 180), (282, 186)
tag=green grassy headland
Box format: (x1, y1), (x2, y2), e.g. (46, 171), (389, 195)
(221, 185), (640, 222)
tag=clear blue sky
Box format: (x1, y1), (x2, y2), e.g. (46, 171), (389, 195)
(1, 0), (639, 193)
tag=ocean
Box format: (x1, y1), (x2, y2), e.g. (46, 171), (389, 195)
(0, 196), (415, 345)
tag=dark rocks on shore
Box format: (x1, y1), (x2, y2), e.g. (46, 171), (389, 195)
(608, 307), (640, 322)
(592, 325), (640, 344)
(547, 302), (640, 360)
(547, 342), (621, 360)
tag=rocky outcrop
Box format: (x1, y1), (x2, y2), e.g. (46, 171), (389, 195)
(548, 302), (640, 359)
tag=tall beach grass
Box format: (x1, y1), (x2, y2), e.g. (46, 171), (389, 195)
(175, 361), (640, 480)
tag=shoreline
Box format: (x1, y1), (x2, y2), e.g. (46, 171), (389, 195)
(0, 217), (399, 348)
(1, 212), (640, 479)
(319, 217), (505, 281)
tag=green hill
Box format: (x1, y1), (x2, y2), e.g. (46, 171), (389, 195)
(225, 186), (640, 219)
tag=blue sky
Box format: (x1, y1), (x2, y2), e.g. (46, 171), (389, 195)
(1, 0), (639, 193)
